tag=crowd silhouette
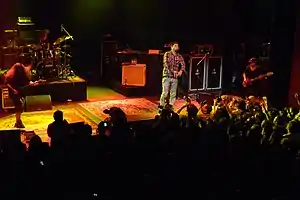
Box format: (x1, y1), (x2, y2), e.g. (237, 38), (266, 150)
(1, 95), (300, 199)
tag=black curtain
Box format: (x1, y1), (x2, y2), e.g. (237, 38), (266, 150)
(269, 0), (297, 107)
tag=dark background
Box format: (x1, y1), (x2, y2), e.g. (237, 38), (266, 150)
(0, 0), (297, 106)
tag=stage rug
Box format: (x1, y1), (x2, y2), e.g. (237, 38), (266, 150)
(79, 98), (159, 122)
(0, 108), (97, 142)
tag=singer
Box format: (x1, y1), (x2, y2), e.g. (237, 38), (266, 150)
(159, 41), (186, 110)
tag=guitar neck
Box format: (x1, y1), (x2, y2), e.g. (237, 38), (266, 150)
(21, 80), (45, 89)
(252, 74), (269, 81)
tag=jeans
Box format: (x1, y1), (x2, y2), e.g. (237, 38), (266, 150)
(159, 77), (178, 106)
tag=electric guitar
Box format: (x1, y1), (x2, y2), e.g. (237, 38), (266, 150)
(242, 72), (274, 87)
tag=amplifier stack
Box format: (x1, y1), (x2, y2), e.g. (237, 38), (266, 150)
(188, 56), (223, 92)
(1, 87), (15, 110)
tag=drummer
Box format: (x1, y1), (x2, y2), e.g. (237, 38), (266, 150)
(40, 29), (50, 50)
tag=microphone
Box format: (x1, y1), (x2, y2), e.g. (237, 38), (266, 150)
(61, 24), (63, 32)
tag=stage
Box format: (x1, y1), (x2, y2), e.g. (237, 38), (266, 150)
(0, 85), (215, 142)
(21, 76), (87, 102)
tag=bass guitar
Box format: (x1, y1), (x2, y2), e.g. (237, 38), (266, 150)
(242, 72), (274, 87)
(20, 79), (47, 89)
(18, 79), (47, 96)
(4, 79), (47, 108)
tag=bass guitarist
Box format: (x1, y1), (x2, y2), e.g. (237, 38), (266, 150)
(242, 57), (273, 98)
(4, 63), (34, 128)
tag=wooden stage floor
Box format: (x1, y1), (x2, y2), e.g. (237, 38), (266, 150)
(0, 86), (205, 142)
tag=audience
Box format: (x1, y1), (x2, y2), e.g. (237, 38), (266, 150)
(47, 110), (70, 148)
(1, 94), (300, 199)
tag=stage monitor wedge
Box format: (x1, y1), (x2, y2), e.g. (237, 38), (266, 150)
(25, 95), (52, 112)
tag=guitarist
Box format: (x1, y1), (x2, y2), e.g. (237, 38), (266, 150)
(242, 57), (270, 97)
(4, 63), (34, 128)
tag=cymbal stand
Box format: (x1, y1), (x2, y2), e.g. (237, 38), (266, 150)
(60, 24), (74, 79)
(61, 38), (68, 79)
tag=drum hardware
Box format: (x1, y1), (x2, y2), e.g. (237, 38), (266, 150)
(60, 51), (72, 58)
(57, 24), (74, 80)
(61, 45), (70, 48)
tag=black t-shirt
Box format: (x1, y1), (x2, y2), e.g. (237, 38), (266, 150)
(243, 65), (269, 95)
(244, 65), (265, 79)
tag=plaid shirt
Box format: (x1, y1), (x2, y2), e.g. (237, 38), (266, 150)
(163, 51), (186, 78)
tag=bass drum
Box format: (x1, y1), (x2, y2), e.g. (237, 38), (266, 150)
(34, 61), (58, 80)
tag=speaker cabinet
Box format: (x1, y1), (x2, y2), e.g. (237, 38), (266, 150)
(101, 41), (118, 80)
(1, 87), (15, 109)
(189, 57), (206, 91)
(122, 64), (146, 87)
(189, 56), (222, 91)
(206, 57), (223, 89)
(25, 95), (52, 112)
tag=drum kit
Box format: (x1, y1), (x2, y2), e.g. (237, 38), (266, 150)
(27, 35), (74, 80)
(2, 24), (74, 81)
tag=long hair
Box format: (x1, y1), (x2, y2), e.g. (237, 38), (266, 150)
(5, 63), (32, 80)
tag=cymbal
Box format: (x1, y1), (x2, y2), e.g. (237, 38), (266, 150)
(4, 29), (18, 33)
(53, 35), (73, 45)
(64, 36), (73, 40)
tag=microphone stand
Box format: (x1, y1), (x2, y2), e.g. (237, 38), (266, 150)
(194, 53), (210, 100)
(196, 53), (208, 66)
